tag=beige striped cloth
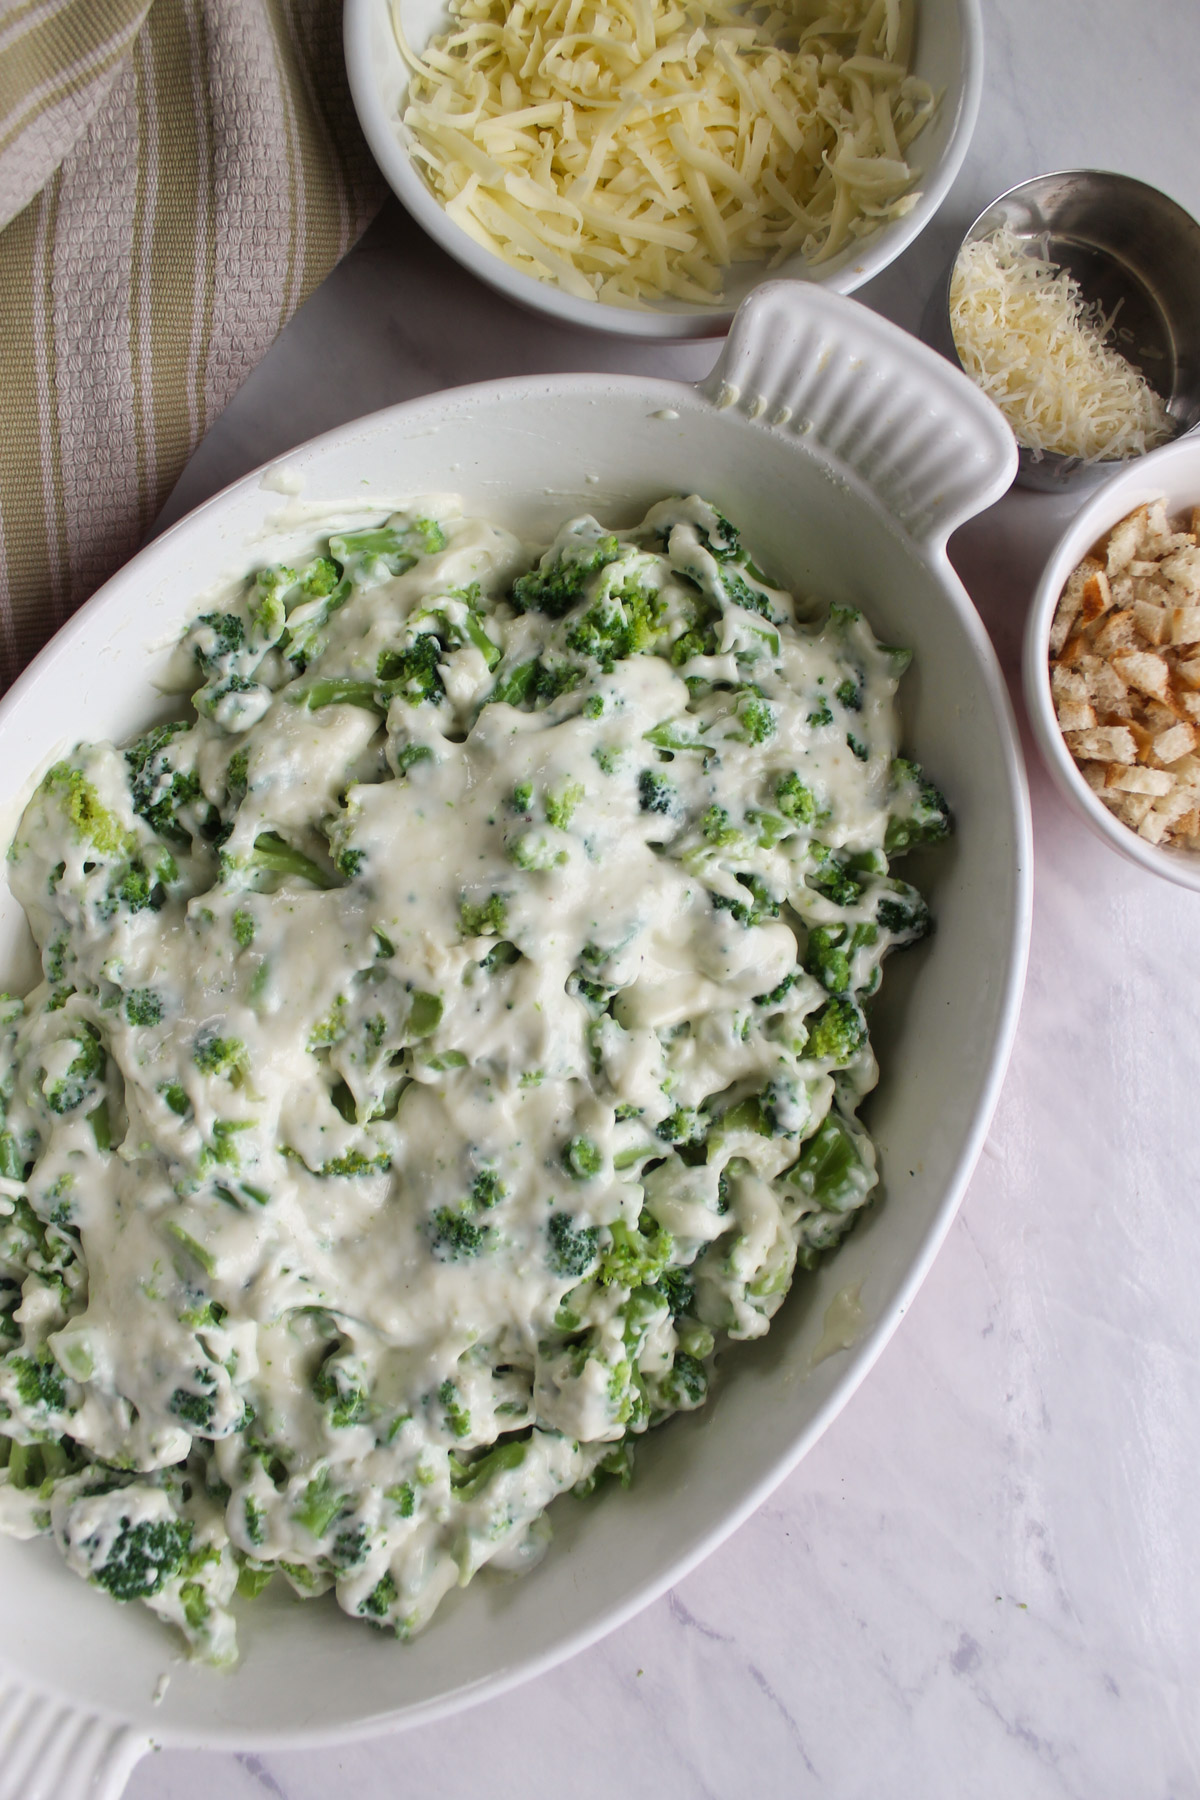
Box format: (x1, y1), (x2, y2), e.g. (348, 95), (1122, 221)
(0, 0), (383, 690)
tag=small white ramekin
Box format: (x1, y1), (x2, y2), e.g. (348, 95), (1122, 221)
(1023, 430), (1200, 891)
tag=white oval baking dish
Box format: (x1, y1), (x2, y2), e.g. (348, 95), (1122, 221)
(0, 282), (1028, 1798)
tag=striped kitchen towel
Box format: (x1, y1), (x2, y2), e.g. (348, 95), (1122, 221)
(0, 0), (383, 690)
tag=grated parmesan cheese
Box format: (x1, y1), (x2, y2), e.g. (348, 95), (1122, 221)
(393, 0), (935, 307)
(949, 226), (1174, 463)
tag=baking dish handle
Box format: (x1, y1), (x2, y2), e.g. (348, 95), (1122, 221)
(700, 281), (1017, 547)
(0, 1676), (149, 1800)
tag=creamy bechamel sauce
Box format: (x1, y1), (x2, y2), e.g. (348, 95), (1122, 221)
(0, 496), (948, 1659)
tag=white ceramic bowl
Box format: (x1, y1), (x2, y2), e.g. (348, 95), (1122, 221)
(344, 0), (984, 339)
(1023, 430), (1200, 891)
(0, 283), (1028, 1799)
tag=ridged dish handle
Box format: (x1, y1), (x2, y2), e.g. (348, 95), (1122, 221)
(0, 1677), (149, 1800)
(701, 282), (1017, 547)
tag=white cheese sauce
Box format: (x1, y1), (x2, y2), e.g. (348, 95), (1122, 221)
(0, 495), (950, 1659)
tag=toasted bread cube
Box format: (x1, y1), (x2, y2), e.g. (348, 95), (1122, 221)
(1133, 600), (1170, 646)
(1093, 610), (1138, 655)
(1066, 725), (1138, 763)
(1174, 806), (1200, 839)
(1174, 656), (1200, 690)
(1051, 665), (1089, 705)
(1161, 545), (1200, 599)
(1141, 499), (1177, 558)
(1077, 568), (1112, 627)
(1138, 806), (1171, 843)
(1112, 650), (1171, 702)
(1105, 764), (1173, 796)
(1056, 699), (1096, 732)
(1077, 761), (1108, 793)
(1113, 792), (1156, 828)
(1179, 693), (1200, 724)
(1106, 508), (1146, 575)
(1171, 607), (1200, 646)
(1152, 722), (1196, 765)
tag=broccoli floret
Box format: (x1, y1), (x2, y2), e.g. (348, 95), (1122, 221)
(599, 1216), (674, 1289)
(775, 772), (816, 825)
(547, 1211), (600, 1279)
(804, 997), (866, 1065)
(847, 733), (869, 762)
(460, 893), (508, 937)
(430, 1207), (489, 1260)
(660, 1350), (708, 1408)
(511, 536), (623, 617)
(294, 1467), (344, 1538)
(701, 805), (738, 845)
(545, 783), (585, 829)
(313, 1357), (367, 1427)
(653, 1266), (695, 1317)
(805, 925), (852, 994)
(232, 908), (255, 948)
(638, 770), (676, 815)
(788, 1114), (872, 1211)
(192, 1028), (247, 1081)
(331, 518), (446, 575)
(807, 699), (833, 728)
(90, 1513), (193, 1601)
(45, 1025), (105, 1114)
(491, 657), (585, 709)
(885, 758), (952, 853)
(194, 611), (245, 674)
(376, 636), (445, 706)
(247, 832), (335, 889)
(124, 988), (163, 1027)
(565, 577), (665, 670)
(9, 1346), (68, 1413)
(448, 1435), (528, 1501)
(315, 1149), (392, 1178)
(361, 1571), (398, 1619)
(808, 849), (863, 907)
(563, 1136), (603, 1180)
(753, 969), (798, 1007)
(124, 722), (202, 846)
(471, 1168), (505, 1209)
(720, 567), (774, 619)
(655, 1105), (707, 1150)
(438, 1378), (471, 1439)
(731, 693), (776, 743)
(876, 884), (933, 945)
(44, 763), (129, 856)
(169, 1368), (217, 1431)
(835, 676), (862, 711)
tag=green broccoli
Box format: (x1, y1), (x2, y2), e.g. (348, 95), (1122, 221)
(192, 1028), (247, 1081)
(169, 1367), (218, 1431)
(885, 758), (952, 853)
(376, 637), (445, 706)
(565, 577), (665, 669)
(876, 883), (933, 944)
(89, 1512), (193, 1601)
(804, 997), (866, 1065)
(360, 1571), (398, 1619)
(9, 1345), (68, 1413)
(331, 518), (446, 576)
(638, 769), (676, 815)
(44, 763), (129, 856)
(547, 1211), (600, 1279)
(510, 536), (623, 616)
(247, 832), (335, 889)
(460, 893), (508, 937)
(438, 1378), (471, 1439)
(599, 1216), (674, 1289)
(313, 1356), (367, 1428)
(653, 1266), (695, 1317)
(124, 988), (163, 1027)
(564, 1136), (603, 1180)
(808, 849), (863, 907)
(124, 722), (202, 846)
(44, 1025), (105, 1114)
(449, 1434), (529, 1501)
(660, 1350), (708, 1408)
(430, 1207), (489, 1260)
(788, 1113), (871, 1211)
(774, 772), (816, 824)
(294, 1467), (344, 1538)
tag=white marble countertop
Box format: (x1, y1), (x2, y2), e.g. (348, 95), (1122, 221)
(131, 3), (1200, 1794)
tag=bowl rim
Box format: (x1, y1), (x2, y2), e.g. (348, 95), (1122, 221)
(1022, 429), (1200, 891)
(342, 0), (985, 340)
(0, 332), (1033, 1760)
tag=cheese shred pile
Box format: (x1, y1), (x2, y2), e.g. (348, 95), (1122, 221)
(950, 226), (1174, 463)
(394, 0), (934, 306)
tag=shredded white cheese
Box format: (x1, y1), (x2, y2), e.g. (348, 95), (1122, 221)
(393, 0), (935, 306)
(949, 225), (1174, 463)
